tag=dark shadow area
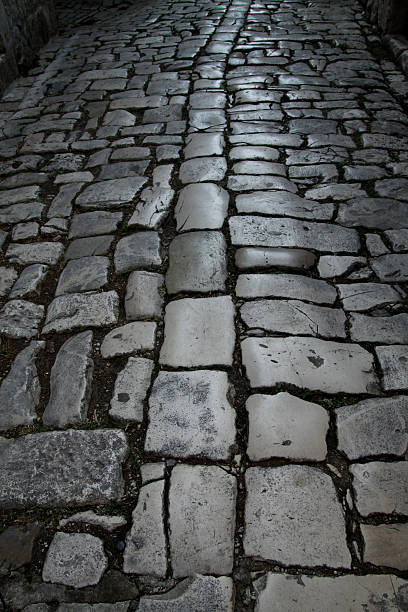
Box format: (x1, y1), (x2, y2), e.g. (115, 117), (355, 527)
(54, 0), (135, 32)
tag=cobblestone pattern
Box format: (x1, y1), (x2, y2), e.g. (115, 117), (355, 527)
(1, 0), (408, 609)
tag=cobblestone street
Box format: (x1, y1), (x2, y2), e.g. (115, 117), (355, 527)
(1, 0), (408, 608)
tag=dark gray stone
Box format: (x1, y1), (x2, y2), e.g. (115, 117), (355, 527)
(114, 232), (161, 273)
(56, 257), (109, 295)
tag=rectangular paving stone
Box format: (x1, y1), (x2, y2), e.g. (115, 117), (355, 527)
(244, 466), (350, 567)
(125, 271), (164, 320)
(350, 462), (408, 517)
(6, 243), (64, 266)
(160, 297), (235, 367)
(236, 274), (337, 304)
(337, 283), (403, 311)
(174, 183), (229, 231)
(0, 300), (44, 339)
(253, 573), (408, 612)
(169, 465), (236, 577)
(145, 370), (236, 461)
(376, 345), (408, 391)
(361, 524), (408, 571)
(336, 396), (408, 460)
(69, 211), (123, 239)
(0, 429), (128, 509)
(76, 178), (147, 208)
(43, 291), (119, 334)
(229, 217), (360, 253)
(350, 313), (408, 344)
(101, 322), (156, 358)
(114, 232), (162, 273)
(235, 191), (334, 220)
(371, 254), (408, 281)
(242, 336), (379, 394)
(110, 357), (154, 423)
(240, 299), (346, 338)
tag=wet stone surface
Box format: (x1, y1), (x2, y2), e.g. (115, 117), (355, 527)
(1, 0), (408, 606)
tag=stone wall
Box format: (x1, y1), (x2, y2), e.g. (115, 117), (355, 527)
(361, 0), (408, 35)
(0, 0), (57, 95)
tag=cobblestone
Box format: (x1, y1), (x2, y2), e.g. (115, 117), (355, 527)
(1, 0), (408, 605)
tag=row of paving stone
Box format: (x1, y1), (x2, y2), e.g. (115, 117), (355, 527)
(1, 0), (408, 608)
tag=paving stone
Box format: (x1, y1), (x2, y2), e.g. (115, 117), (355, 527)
(12, 221), (39, 241)
(9, 264), (48, 299)
(69, 211), (123, 239)
(0, 429), (128, 508)
(0, 524), (41, 576)
(233, 161), (286, 176)
(0, 300), (44, 339)
(247, 392), (328, 461)
(103, 110), (135, 126)
(242, 336), (378, 394)
(244, 466), (350, 567)
(0, 185), (40, 205)
(253, 572), (408, 612)
(337, 283), (403, 311)
(230, 133), (302, 147)
(0, 202), (44, 224)
(375, 178), (408, 200)
(138, 575), (234, 612)
(55, 171), (94, 184)
(128, 185), (174, 229)
(351, 461), (408, 517)
(0, 341), (44, 431)
(230, 145), (279, 161)
(76, 178), (147, 208)
(145, 370), (236, 460)
(144, 104), (183, 124)
(179, 157), (227, 183)
(235, 247), (316, 270)
(123, 480), (167, 577)
(109, 357), (153, 423)
(48, 183), (84, 218)
(305, 184), (366, 201)
(337, 198), (408, 230)
(175, 183), (229, 231)
(59, 511), (126, 532)
(6, 242), (64, 265)
(169, 465), (236, 577)
(318, 255), (365, 279)
(361, 524), (408, 571)
(166, 231), (227, 294)
(371, 253), (408, 281)
(189, 109), (226, 130)
(384, 229), (408, 252)
(350, 313), (408, 343)
(111, 146), (150, 160)
(184, 133), (225, 158)
(42, 532), (107, 588)
(140, 462), (165, 485)
(160, 296), (235, 367)
(65, 235), (114, 260)
(336, 396), (408, 460)
(241, 299), (346, 338)
(229, 217), (360, 253)
(228, 174), (297, 192)
(236, 274), (336, 304)
(111, 96), (167, 111)
(43, 291), (119, 334)
(42, 331), (93, 428)
(98, 161), (149, 181)
(114, 232), (161, 273)
(0, 267), (18, 297)
(56, 257), (109, 296)
(376, 345), (408, 391)
(125, 271), (164, 320)
(101, 322), (156, 359)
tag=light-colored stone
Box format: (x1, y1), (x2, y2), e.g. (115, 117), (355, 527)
(9, 264), (48, 298)
(101, 323), (156, 358)
(0, 300), (44, 339)
(351, 462), (408, 516)
(0, 429), (128, 508)
(336, 396), (408, 460)
(318, 256), (366, 279)
(174, 183), (229, 231)
(109, 358), (153, 423)
(244, 466), (350, 567)
(253, 572), (408, 612)
(69, 211), (123, 239)
(236, 274), (336, 304)
(6, 242), (64, 266)
(184, 133), (225, 159)
(125, 272), (164, 320)
(42, 331), (94, 428)
(43, 291), (119, 334)
(56, 257), (109, 296)
(337, 283), (403, 311)
(0, 341), (44, 431)
(350, 313), (408, 343)
(166, 231), (227, 294)
(371, 253), (408, 282)
(169, 465), (236, 577)
(123, 480), (167, 577)
(376, 345), (408, 391)
(160, 297), (235, 367)
(145, 370), (236, 460)
(59, 511), (126, 532)
(128, 186), (174, 229)
(114, 232), (161, 273)
(229, 216), (360, 253)
(138, 575), (234, 612)
(235, 248), (316, 271)
(235, 191), (333, 220)
(179, 157), (227, 183)
(0, 267), (18, 297)
(247, 392), (328, 461)
(242, 336), (378, 394)
(241, 299), (345, 338)
(42, 532), (107, 588)
(76, 178), (147, 208)
(361, 524), (408, 570)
